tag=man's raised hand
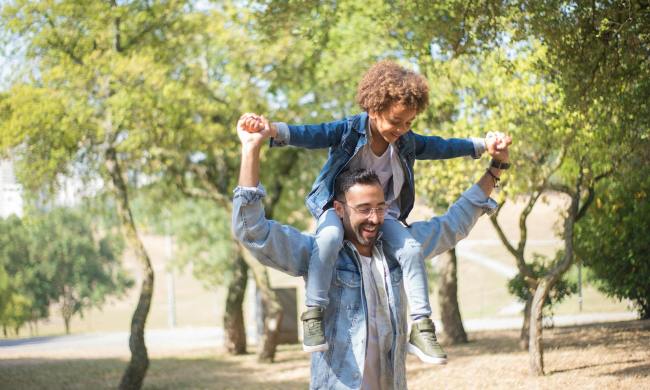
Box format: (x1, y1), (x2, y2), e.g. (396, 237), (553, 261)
(485, 131), (512, 162)
(237, 113), (273, 148)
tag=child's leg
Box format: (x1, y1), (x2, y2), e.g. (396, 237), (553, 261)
(380, 219), (431, 321)
(305, 208), (344, 309)
(381, 219), (447, 364)
(302, 208), (343, 352)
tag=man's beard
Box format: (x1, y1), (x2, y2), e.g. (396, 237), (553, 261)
(354, 221), (380, 246)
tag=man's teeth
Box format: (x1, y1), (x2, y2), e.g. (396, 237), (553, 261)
(364, 226), (377, 232)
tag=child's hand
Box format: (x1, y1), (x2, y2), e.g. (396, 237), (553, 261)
(485, 131), (512, 160)
(237, 113), (278, 137)
(237, 114), (272, 148)
(239, 113), (266, 133)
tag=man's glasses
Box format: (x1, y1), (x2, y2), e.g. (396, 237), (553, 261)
(342, 203), (388, 217)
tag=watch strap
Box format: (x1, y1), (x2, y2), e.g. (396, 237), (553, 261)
(490, 159), (511, 170)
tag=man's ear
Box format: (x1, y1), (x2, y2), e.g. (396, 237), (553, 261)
(333, 200), (345, 218)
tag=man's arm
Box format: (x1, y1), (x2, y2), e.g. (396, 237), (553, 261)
(232, 118), (313, 277)
(410, 142), (510, 258)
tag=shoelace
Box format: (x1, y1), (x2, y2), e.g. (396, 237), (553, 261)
(308, 320), (323, 335)
(419, 329), (438, 343)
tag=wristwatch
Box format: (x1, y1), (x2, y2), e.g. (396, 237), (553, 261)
(490, 159), (511, 170)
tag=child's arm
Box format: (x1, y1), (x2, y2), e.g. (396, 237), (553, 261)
(238, 113), (347, 150)
(413, 131), (511, 161)
(412, 133), (486, 160)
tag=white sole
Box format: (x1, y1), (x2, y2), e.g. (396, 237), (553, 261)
(303, 342), (329, 353)
(407, 343), (448, 365)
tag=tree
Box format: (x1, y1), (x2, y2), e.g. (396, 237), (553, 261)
(0, 1), (213, 387)
(0, 216), (45, 336)
(575, 158), (650, 319)
(131, 187), (250, 355)
(29, 207), (132, 334)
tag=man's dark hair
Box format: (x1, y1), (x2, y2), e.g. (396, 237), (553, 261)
(334, 169), (381, 201)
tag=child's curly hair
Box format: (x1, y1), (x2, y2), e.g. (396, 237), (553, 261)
(356, 60), (430, 114)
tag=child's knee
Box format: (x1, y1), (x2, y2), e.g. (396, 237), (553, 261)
(396, 240), (423, 261)
(316, 225), (344, 249)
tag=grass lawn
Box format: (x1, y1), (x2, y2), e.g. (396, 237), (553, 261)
(1, 320), (648, 389)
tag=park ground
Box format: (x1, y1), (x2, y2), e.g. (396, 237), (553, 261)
(1, 195), (648, 389)
(1, 319), (649, 389)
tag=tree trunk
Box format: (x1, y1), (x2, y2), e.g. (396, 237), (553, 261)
(529, 279), (550, 375)
(106, 149), (154, 390)
(437, 249), (467, 344)
(520, 295), (533, 350)
(239, 243), (283, 363)
(224, 253), (248, 355)
(63, 315), (71, 335)
(62, 288), (73, 335)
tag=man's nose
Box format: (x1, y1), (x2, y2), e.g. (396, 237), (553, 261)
(367, 212), (382, 224)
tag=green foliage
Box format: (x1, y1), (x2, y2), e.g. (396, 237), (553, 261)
(416, 38), (570, 211)
(131, 184), (236, 289)
(507, 253), (578, 311)
(576, 160), (650, 319)
(29, 207), (133, 331)
(0, 215), (49, 334)
(0, 207), (132, 335)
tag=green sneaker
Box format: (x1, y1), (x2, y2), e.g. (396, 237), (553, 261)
(301, 307), (328, 353)
(408, 318), (447, 364)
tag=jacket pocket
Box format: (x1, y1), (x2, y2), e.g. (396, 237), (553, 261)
(335, 267), (361, 288)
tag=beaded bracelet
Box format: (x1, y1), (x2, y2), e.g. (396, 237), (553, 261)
(486, 168), (501, 188)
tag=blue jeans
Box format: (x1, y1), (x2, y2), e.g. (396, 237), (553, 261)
(305, 208), (432, 320)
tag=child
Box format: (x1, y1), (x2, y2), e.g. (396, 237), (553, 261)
(239, 60), (508, 364)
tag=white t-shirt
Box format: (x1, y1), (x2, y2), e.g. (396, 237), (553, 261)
(346, 143), (405, 219)
(359, 251), (393, 390)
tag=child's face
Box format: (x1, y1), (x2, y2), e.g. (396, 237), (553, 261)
(369, 103), (417, 144)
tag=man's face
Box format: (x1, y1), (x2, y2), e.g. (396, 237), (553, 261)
(334, 183), (386, 253)
(368, 102), (417, 144)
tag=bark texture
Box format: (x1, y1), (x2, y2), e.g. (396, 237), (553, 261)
(106, 149), (154, 390)
(224, 253), (249, 354)
(239, 243), (283, 363)
(437, 249), (467, 344)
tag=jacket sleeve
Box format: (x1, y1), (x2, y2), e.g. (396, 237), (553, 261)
(413, 133), (485, 160)
(231, 185), (312, 277)
(270, 119), (347, 149)
(408, 184), (497, 259)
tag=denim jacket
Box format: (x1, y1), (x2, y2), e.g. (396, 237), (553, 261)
(271, 112), (486, 221)
(232, 184), (496, 389)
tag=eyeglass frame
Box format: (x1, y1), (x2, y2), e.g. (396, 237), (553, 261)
(339, 202), (388, 217)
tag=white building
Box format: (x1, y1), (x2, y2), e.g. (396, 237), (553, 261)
(0, 159), (24, 218)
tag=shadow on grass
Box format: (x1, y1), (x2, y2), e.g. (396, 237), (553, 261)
(608, 363), (650, 378)
(442, 330), (524, 358)
(431, 320), (650, 361)
(549, 359), (645, 375)
(0, 347), (311, 390)
(543, 320), (650, 351)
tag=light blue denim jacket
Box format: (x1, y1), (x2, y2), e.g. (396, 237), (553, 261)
(232, 183), (496, 389)
(271, 112), (486, 221)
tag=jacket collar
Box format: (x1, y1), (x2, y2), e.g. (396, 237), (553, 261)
(356, 112), (368, 136)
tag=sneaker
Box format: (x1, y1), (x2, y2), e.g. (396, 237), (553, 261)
(301, 307), (328, 353)
(407, 318), (447, 364)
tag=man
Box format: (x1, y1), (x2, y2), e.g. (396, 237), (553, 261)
(232, 120), (510, 389)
